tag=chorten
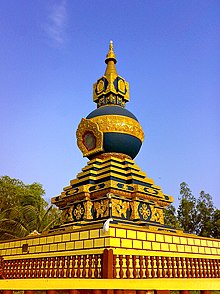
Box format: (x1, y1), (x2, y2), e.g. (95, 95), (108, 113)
(1, 42), (219, 293)
(52, 42), (174, 231)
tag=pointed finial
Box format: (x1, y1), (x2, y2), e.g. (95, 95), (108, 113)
(105, 40), (117, 64)
(110, 40), (113, 49)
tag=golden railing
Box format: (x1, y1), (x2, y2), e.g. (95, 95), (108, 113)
(2, 254), (102, 279)
(0, 250), (220, 279)
(113, 254), (220, 279)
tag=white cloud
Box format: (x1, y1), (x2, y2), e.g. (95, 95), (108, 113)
(46, 0), (67, 45)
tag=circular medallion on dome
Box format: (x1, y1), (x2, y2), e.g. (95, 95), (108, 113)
(83, 131), (96, 151)
(76, 118), (104, 157)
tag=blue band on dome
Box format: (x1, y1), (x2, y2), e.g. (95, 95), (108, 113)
(87, 106), (138, 122)
(103, 133), (142, 159)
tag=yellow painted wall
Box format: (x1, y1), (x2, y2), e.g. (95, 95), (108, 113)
(0, 223), (220, 260)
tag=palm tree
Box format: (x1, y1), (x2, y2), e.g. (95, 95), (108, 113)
(0, 176), (61, 240)
(0, 204), (61, 240)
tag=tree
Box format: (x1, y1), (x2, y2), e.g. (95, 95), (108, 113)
(0, 176), (29, 213)
(196, 191), (214, 237)
(164, 182), (219, 238)
(0, 176), (61, 240)
(212, 209), (220, 239)
(177, 182), (197, 234)
(164, 204), (180, 228)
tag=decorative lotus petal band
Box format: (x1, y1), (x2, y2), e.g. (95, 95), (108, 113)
(89, 115), (144, 142)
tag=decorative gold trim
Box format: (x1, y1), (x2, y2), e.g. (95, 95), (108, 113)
(131, 201), (139, 219)
(89, 115), (144, 142)
(84, 200), (93, 219)
(118, 79), (125, 92)
(97, 79), (105, 93)
(76, 118), (104, 157)
(94, 152), (132, 160)
(124, 80), (129, 101)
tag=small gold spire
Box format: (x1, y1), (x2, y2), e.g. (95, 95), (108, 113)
(105, 40), (117, 64)
(105, 41), (117, 78)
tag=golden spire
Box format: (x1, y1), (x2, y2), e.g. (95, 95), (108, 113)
(105, 40), (117, 64)
(93, 41), (130, 107)
(104, 41), (118, 78)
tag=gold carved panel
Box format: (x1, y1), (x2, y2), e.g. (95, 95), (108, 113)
(90, 115), (144, 142)
(94, 199), (109, 218)
(150, 205), (164, 224)
(111, 199), (130, 218)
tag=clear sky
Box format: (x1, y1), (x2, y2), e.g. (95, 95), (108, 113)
(0, 0), (219, 209)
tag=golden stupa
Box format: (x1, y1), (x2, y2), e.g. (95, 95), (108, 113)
(0, 42), (219, 293)
(51, 41), (174, 232)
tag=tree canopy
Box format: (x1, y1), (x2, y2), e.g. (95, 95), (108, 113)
(0, 176), (61, 240)
(164, 182), (220, 239)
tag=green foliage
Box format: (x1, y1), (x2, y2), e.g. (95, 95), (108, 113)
(212, 209), (220, 239)
(0, 176), (61, 240)
(196, 191), (214, 237)
(165, 182), (219, 238)
(177, 182), (197, 234)
(164, 204), (180, 228)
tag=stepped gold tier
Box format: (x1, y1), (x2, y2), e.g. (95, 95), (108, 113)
(52, 153), (173, 230)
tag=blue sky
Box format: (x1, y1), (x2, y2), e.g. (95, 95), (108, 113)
(0, 0), (219, 209)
